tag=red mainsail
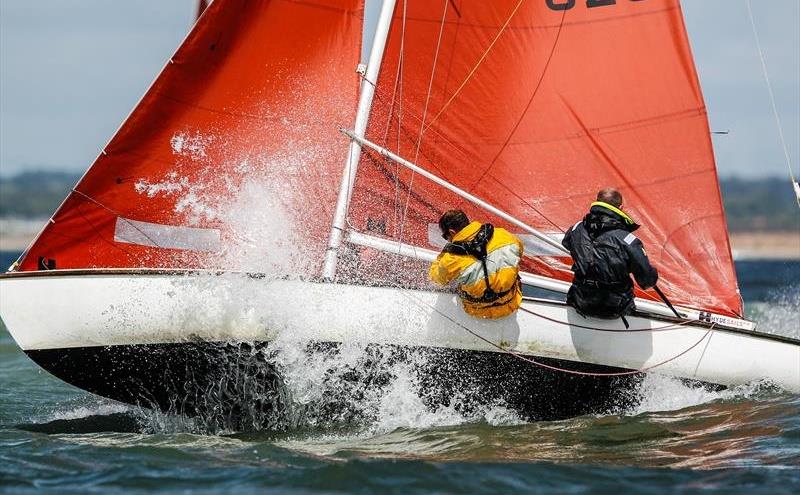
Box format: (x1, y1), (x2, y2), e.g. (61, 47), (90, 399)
(18, 0), (363, 274)
(347, 0), (742, 316)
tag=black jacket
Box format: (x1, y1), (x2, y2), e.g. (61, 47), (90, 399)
(562, 203), (658, 318)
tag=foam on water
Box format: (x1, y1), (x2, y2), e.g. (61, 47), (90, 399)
(122, 361), (775, 437)
(117, 281), (796, 436)
(631, 374), (772, 416)
(47, 403), (131, 422)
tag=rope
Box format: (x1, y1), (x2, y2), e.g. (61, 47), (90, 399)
(395, 0), (450, 254)
(70, 188), (165, 258)
(424, 0), (527, 132)
(517, 306), (693, 333)
(745, 0), (799, 207)
(353, 253), (713, 378)
(400, 287), (716, 377)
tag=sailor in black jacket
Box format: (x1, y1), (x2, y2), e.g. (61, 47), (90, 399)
(562, 188), (658, 324)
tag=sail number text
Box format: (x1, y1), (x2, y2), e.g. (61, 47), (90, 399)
(546, 0), (646, 10)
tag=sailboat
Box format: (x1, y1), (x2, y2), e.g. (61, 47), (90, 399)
(1, 0), (798, 423)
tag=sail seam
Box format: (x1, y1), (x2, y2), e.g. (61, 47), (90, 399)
(282, 0), (363, 15)
(159, 93), (334, 124)
(498, 108), (706, 148)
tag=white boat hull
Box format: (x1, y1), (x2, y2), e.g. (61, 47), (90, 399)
(1, 270), (798, 421)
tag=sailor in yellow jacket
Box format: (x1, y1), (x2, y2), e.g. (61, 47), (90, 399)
(429, 210), (524, 319)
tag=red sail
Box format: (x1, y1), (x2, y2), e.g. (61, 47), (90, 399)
(349, 0), (742, 316)
(18, 0), (363, 273)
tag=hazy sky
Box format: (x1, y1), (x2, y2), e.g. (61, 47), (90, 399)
(0, 0), (798, 179)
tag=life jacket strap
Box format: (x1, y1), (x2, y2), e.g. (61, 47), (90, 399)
(443, 224), (512, 304)
(459, 277), (520, 305)
(575, 277), (631, 292)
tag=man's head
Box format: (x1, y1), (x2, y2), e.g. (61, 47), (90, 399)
(438, 209), (470, 241)
(596, 188), (623, 208)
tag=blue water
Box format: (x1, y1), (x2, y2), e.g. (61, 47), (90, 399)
(1, 251), (799, 493)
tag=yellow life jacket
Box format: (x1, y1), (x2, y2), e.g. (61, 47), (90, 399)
(429, 221), (524, 319)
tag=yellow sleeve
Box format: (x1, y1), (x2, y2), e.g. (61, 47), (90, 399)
(429, 253), (459, 285)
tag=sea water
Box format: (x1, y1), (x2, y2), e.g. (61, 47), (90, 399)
(1, 252), (798, 494)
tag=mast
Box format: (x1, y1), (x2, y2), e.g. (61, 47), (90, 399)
(322, 0), (398, 280)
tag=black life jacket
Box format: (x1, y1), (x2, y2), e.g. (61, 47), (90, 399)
(566, 207), (640, 326)
(572, 207), (636, 292)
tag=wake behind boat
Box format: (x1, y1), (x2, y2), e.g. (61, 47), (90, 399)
(1, 0), (798, 424)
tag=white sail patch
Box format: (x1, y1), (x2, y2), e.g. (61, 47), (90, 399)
(114, 217), (221, 252)
(518, 233), (566, 256)
(427, 223), (447, 249)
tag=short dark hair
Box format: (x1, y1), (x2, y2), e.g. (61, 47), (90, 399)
(439, 209), (470, 236)
(597, 188), (623, 208)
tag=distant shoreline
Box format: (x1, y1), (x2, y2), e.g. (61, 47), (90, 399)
(729, 232), (800, 261)
(1, 229), (797, 260)
(0, 234), (35, 252)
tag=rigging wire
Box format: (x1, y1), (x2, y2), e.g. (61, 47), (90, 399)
(744, 0), (800, 207)
(394, 0), (451, 253)
(376, 0), (407, 235)
(70, 189), (167, 256)
(423, 0), (527, 133)
(375, 0), (572, 278)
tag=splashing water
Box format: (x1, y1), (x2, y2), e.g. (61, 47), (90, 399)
(264, 337), (524, 435)
(136, 128), (335, 276)
(170, 131), (213, 161)
(108, 336), (776, 439)
(632, 374), (779, 415)
(748, 284), (800, 339)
